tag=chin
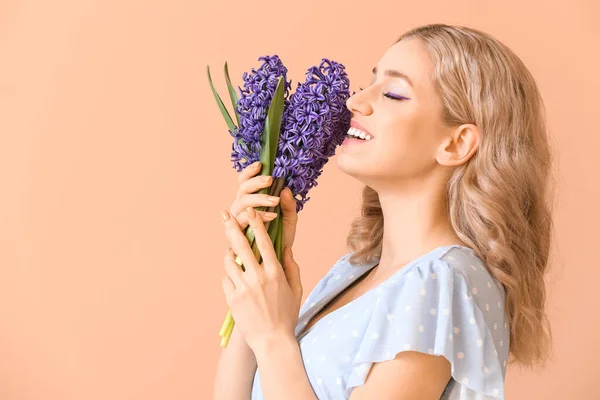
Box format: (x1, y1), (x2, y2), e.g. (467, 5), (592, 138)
(336, 154), (373, 185)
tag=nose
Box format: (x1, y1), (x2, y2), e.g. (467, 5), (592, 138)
(346, 87), (373, 116)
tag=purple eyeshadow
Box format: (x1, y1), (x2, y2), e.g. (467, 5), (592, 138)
(384, 92), (410, 100)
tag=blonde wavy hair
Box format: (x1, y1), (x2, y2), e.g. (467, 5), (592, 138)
(346, 24), (556, 370)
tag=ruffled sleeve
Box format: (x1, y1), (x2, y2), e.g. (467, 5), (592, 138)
(345, 257), (508, 399)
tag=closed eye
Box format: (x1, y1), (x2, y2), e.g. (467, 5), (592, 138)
(358, 87), (410, 101)
(384, 92), (409, 101)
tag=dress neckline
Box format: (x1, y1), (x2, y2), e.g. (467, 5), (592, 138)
(295, 244), (473, 341)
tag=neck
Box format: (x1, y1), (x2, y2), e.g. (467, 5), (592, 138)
(371, 179), (463, 278)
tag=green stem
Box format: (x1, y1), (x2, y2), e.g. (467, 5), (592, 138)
(219, 308), (233, 337)
(220, 320), (234, 347)
(262, 177), (286, 235)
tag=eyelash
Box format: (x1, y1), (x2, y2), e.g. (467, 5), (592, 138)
(358, 87), (407, 101)
(383, 93), (407, 101)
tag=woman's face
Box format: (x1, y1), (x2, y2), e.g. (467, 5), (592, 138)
(337, 38), (455, 189)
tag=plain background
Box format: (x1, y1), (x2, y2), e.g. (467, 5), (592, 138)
(1, 0), (599, 399)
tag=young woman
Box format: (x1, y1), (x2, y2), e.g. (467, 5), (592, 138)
(213, 23), (554, 400)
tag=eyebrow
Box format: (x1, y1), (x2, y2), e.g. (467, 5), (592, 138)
(372, 66), (414, 88)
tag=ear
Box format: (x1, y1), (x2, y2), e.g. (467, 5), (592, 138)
(436, 123), (480, 167)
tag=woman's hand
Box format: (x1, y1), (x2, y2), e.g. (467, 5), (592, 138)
(229, 161), (298, 249)
(220, 206), (303, 352)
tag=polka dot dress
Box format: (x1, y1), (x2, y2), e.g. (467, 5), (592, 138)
(250, 245), (509, 400)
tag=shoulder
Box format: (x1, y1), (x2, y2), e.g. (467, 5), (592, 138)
(394, 245), (509, 351)
(393, 245), (506, 314)
(429, 246), (508, 334)
(440, 245), (506, 300)
(377, 245), (506, 312)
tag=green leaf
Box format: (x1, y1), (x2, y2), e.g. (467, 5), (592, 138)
(206, 65), (237, 133)
(258, 76), (285, 177)
(240, 78), (285, 248)
(224, 62), (241, 127)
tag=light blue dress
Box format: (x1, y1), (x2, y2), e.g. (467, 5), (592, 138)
(250, 244), (509, 399)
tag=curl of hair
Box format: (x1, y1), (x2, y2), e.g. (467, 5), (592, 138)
(346, 24), (557, 370)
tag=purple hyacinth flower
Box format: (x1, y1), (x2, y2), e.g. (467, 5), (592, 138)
(229, 55), (292, 172)
(272, 58), (352, 213)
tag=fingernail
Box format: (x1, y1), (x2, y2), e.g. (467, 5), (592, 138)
(247, 207), (256, 219)
(268, 196), (279, 203)
(252, 161), (261, 168)
(220, 210), (230, 222)
(262, 175), (272, 182)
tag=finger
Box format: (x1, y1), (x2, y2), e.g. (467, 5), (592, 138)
(236, 210), (278, 230)
(283, 246), (302, 300)
(280, 188), (298, 249)
(222, 275), (236, 305)
(238, 175), (273, 197)
(245, 207), (279, 277)
(222, 210), (260, 280)
(230, 193), (280, 216)
(237, 161), (262, 184)
(223, 247), (245, 288)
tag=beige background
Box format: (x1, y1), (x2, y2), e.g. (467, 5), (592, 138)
(1, 0), (598, 399)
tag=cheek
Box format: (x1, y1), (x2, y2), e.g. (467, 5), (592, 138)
(374, 119), (438, 171)
(379, 117), (424, 155)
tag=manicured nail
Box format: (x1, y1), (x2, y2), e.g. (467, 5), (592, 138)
(220, 210), (230, 222)
(247, 207), (256, 219)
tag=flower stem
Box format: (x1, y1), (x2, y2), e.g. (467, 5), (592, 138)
(220, 319), (234, 347)
(219, 308), (233, 337)
(262, 177), (286, 234)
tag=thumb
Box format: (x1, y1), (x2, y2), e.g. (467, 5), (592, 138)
(280, 187), (298, 218)
(283, 246), (302, 301)
(280, 188), (298, 248)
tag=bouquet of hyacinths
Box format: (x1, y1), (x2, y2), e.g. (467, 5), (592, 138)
(207, 55), (351, 347)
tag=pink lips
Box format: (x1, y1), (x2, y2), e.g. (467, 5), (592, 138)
(350, 120), (374, 138)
